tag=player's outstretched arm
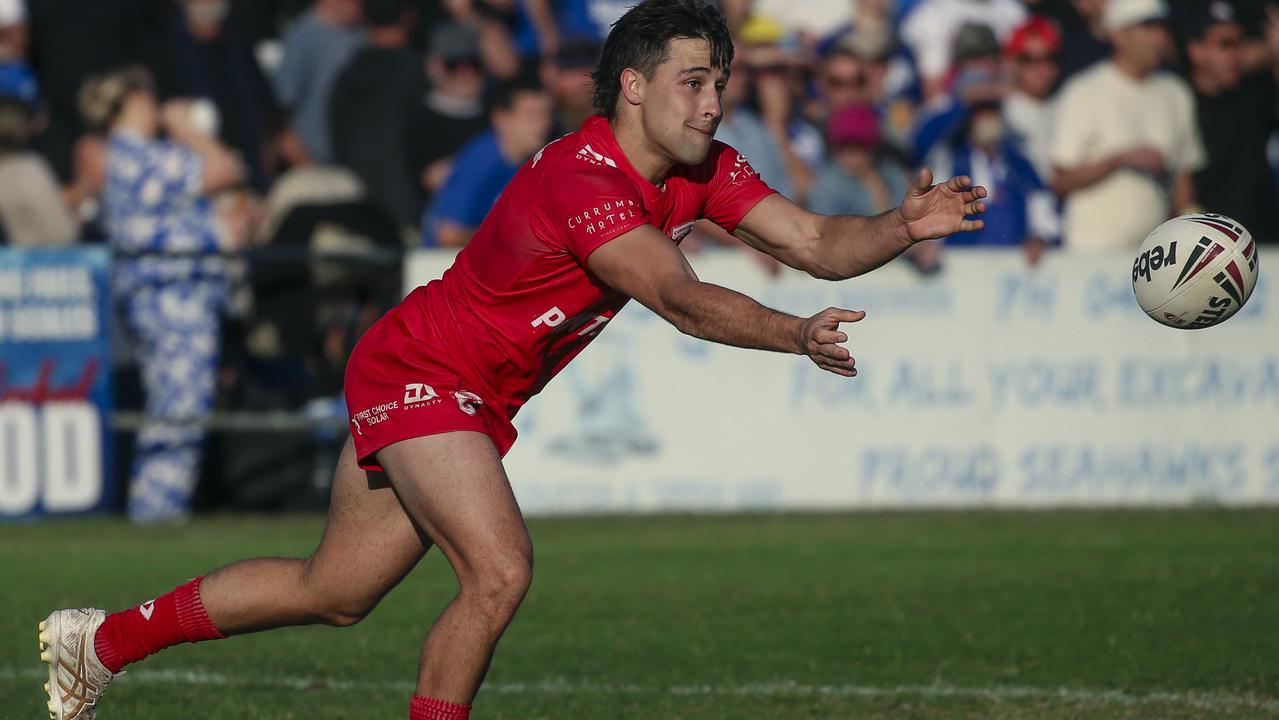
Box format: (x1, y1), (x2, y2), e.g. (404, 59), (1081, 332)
(587, 225), (863, 376)
(733, 169), (988, 280)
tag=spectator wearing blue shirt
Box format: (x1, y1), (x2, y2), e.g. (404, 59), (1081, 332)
(79, 66), (246, 522)
(921, 84), (1058, 257)
(421, 78), (552, 247)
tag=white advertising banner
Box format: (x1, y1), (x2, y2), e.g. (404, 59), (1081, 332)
(406, 249), (1279, 513)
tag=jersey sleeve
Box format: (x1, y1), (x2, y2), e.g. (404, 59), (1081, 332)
(541, 167), (651, 262)
(701, 141), (778, 233)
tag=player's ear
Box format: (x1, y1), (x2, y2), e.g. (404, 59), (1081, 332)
(620, 67), (645, 108)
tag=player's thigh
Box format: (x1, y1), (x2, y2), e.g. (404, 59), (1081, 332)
(304, 437), (432, 601)
(375, 431), (532, 585)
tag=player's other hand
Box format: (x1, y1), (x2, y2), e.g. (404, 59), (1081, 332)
(799, 307), (864, 377)
(898, 169), (987, 241)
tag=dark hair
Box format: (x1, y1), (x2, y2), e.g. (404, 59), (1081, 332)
(487, 74), (546, 114)
(590, 0), (733, 118)
(363, 0), (411, 27)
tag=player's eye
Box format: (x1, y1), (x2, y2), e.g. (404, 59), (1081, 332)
(685, 79), (702, 90)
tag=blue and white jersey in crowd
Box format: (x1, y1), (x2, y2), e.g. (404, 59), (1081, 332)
(101, 130), (228, 299)
(553, 0), (632, 41)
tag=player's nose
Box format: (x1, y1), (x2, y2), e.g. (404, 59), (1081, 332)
(703, 94), (723, 122)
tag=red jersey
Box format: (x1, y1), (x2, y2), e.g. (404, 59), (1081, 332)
(346, 115), (775, 466)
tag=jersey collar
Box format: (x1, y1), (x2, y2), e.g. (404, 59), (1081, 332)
(580, 115), (666, 206)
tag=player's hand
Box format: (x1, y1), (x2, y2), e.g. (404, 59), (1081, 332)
(799, 307), (865, 377)
(898, 169), (987, 241)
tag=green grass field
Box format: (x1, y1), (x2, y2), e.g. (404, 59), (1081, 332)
(2, 510), (1277, 719)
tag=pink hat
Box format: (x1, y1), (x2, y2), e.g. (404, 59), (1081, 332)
(826, 103), (880, 147)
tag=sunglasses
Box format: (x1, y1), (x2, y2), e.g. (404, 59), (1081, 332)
(824, 73), (867, 89)
(444, 57), (481, 72)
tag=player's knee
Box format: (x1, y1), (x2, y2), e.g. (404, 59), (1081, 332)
(314, 597), (377, 628)
(463, 553), (533, 618)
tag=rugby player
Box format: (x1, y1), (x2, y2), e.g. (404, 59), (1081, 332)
(38, 1), (986, 717)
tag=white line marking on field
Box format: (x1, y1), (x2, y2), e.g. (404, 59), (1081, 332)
(2, 667), (1276, 712)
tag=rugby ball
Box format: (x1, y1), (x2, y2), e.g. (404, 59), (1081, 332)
(1131, 213), (1259, 329)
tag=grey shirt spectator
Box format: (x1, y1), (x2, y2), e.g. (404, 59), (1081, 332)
(273, 1), (363, 164)
(808, 103), (909, 217)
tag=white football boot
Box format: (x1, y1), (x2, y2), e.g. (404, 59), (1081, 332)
(38, 608), (118, 719)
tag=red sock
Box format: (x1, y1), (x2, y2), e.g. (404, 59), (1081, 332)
(410, 695), (471, 720)
(93, 576), (225, 672)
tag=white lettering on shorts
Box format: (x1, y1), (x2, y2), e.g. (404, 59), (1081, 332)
(352, 399), (400, 427)
(404, 383), (439, 405)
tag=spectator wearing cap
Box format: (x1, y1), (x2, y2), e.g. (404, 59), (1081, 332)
(730, 16), (825, 200)
(807, 103), (909, 218)
(328, 0), (426, 232)
(1, 53), (108, 233)
(435, 0), (520, 80)
(79, 65), (246, 523)
(0, 0), (28, 66)
(273, 0), (364, 164)
(899, 0), (1027, 101)
(1057, 0), (1111, 83)
(714, 42), (798, 201)
(0, 93), (77, 246)
(541, 37), (601, 136)
(420, 77), (551, 247)
(748, 0), (854, 46)
(1183, 0), (1279, 243)
(1050, 0), (1206, 251)
(1004, 16), (1063, 182)
(910, 23), (1006, 163)
(408, 22), (490, 202)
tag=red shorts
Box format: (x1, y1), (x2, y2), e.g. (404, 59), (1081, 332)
(344, 309), (517, 471)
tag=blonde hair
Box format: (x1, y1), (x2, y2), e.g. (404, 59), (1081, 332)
(77, 65), (153, 132)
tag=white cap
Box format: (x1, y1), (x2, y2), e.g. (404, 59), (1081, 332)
(1103, 0), (1168, 33)
(0, 0), (25, 26)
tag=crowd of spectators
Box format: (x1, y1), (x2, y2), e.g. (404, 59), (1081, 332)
(1, 0), (1277, 259)
(3, 0), (1279, 516)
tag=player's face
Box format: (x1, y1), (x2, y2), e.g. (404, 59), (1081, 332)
(640, 37), (729, 166)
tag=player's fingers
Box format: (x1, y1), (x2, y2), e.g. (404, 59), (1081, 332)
(914, 167), (933, 192)
(964, 201), (986, 216)
(812, 328), (847, 345)
(960, 219), (986, 232)
(816, 357), (856, 377)
(946, 175), (972, 192)
(818, 343), (850, 362)
(825, 308), (866, 324)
